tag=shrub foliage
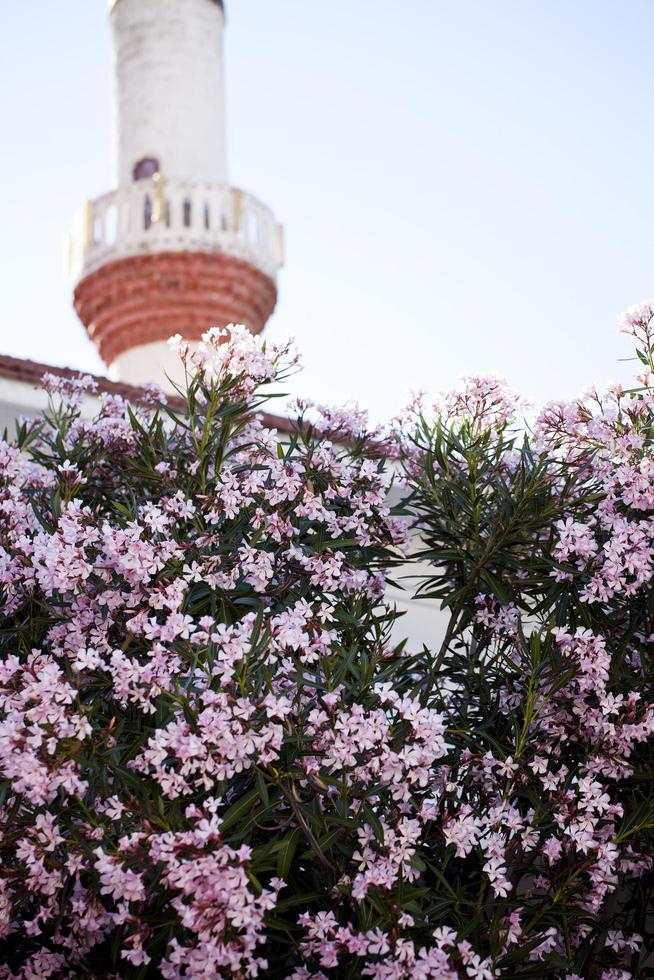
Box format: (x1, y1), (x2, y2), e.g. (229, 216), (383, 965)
(0, 318), (652, 977)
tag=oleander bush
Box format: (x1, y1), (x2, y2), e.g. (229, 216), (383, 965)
(0, 314), (652, 978)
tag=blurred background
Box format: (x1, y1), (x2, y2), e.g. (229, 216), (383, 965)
(1, 0), (653, 419)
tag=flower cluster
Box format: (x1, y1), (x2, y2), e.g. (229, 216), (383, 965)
(395, 373), (523, 434)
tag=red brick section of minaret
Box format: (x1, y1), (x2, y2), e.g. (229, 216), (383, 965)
(73, 251), (277, 367)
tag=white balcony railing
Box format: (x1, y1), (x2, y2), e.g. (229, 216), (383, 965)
(67, 178), (284, 284)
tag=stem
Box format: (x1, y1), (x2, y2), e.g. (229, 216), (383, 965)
(433, 608), (462, 673)
(278, 781), (333, 873)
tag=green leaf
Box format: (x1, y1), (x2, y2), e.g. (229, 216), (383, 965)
(362, 804), (385, 843)
(219, 787), (260, 832)
(276, 827), (301, 878)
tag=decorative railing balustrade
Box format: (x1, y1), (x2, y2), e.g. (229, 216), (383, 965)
(67, 178), (283, 284)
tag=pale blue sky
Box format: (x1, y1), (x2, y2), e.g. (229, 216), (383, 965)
(1, 0), (653, 419)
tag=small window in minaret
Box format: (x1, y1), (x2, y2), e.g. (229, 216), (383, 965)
(204, 202), (210, 230)
(143, 196), (153, 230)
(183, 199), (192, 228)
(133, 157), (159, 181)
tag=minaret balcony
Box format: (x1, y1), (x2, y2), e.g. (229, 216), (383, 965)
(67, 178), (283, 286)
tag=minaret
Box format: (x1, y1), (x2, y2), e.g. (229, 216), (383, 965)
(68, 0), (283, 389)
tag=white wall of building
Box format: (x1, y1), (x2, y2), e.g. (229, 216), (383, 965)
(388, 577), (449, 653)
(110, 340), (187, 392)
(0, 380), (103, 436)
(0, 380), (51, 436)
(110, 0), (227, 186)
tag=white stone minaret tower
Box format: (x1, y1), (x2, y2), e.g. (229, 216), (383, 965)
(68, 0), (283, 389)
